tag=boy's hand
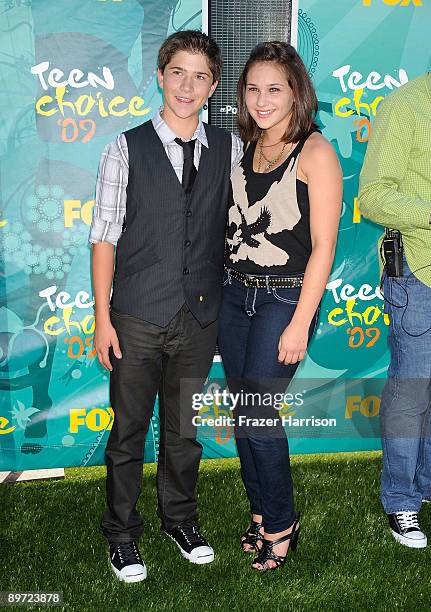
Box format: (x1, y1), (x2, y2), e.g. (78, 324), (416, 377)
(94, 319), (122, 371)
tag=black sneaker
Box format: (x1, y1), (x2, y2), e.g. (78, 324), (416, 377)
(388, 512), (427, 548)
(164, 523), (214, 564)
(423, 497), (431, 503)
(109, 541), (147, 582)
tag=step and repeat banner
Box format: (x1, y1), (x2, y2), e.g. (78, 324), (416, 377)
(1, 0), (430, 470)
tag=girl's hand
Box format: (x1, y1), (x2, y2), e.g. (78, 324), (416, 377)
(278, 321), (309, 365)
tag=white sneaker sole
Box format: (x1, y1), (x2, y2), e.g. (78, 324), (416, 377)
(391, 530), (427, 549)
(110, 561), (147, 582)
(166, 533), (215, 564)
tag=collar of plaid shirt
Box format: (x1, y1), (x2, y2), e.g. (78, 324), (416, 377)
(153, 108), (209, 149)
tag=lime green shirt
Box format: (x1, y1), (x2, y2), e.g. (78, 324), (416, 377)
(358, 74), (431, 287)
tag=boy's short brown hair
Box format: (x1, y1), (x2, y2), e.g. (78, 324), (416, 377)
(157, 30), (222, 84)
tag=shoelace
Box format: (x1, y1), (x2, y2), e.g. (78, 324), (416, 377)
(178, 525), (207, 546)
(116, 541), (142, 565)
(395, 511), (420, 531)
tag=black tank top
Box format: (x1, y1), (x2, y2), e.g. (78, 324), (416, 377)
(225, 136), (312, 275)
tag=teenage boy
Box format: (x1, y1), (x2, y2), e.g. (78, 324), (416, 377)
(89, 30), (242, 582)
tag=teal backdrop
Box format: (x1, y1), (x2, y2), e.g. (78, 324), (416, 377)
(1, 0), (430, 470)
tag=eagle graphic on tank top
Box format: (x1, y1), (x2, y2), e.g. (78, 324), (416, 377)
(227, 155), (301, 267)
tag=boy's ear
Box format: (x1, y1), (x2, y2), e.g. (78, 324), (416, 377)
(208, 80), (219, 98)
(157, 68), (164, 90)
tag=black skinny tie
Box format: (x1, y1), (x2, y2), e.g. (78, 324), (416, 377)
(175, 138), (197, 196)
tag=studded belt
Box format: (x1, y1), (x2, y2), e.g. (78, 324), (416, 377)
(225, 266), (304, 289)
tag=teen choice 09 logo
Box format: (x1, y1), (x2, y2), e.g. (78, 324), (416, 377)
(307, 275), (390, 373)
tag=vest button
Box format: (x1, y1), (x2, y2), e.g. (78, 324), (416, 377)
(183, 267), (189, 275)
(184, 240), (191, 247)
(185, 210), (192, 217)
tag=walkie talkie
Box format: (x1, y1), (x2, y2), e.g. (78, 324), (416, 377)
(383, 228), (403, 277)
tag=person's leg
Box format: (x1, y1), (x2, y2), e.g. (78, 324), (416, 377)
(237, 287), (318, 569)
(240, 296), (299, 531)
(218, 277), (263, 546)
(380, 267), (431, 516)
(416, 405), (431, 500)
(156, 305), (218, 531)
(101, 310), (164, 543)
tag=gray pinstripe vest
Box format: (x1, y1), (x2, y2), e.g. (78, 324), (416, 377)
(110, 120), (232, 327)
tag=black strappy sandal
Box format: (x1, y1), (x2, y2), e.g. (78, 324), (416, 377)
(240, 520), (264, 553)
(251, 515), (301, 572)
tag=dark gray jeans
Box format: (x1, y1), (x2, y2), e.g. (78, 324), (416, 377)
(101, 304), (218, 543)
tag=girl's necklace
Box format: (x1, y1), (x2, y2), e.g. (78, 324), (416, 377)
(257, 136), (295, 173)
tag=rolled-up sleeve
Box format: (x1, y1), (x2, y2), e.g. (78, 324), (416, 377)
(89, 134), (129, 245)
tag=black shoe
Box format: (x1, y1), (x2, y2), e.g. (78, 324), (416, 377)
(423, 497), (431, 504)
(240, 519), (264, 553)
(109, 541), (147, 582)
(164, 523), (214, 564)
(252, 515), (301, 572)
(388, 512), (427, 549)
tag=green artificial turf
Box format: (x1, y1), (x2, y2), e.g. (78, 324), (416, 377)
(2, 452), (431, 612)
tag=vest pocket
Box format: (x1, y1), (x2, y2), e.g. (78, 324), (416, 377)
(206, 258), (224, 271)
(205, 260), (224, 284)
(116, 248), (161, 278)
